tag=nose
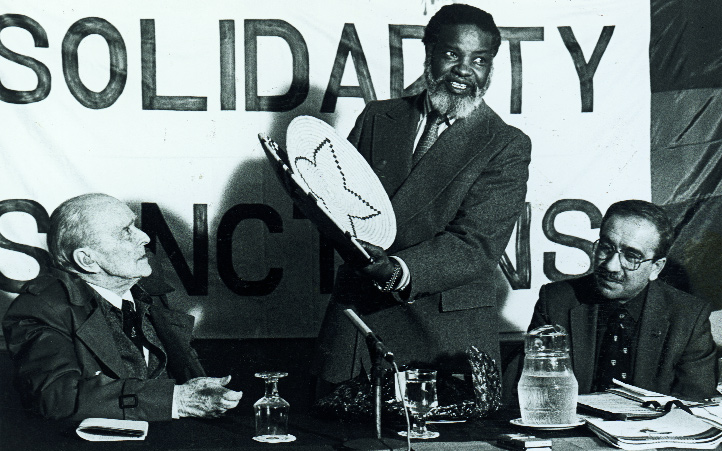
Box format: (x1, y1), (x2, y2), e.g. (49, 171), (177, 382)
(599, 249), (623, 272)
(452, 59), (472, 77)
(134, 227), (150, 246)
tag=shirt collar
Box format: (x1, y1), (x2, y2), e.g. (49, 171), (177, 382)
(598, 284), (648, 323)
(85, 282), (134, 310)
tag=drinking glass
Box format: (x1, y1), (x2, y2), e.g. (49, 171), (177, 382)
(398, 369), (440, 439)
(253, 371), (295, 443)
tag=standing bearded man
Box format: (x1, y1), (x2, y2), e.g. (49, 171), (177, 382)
(312, 4), (532, 390)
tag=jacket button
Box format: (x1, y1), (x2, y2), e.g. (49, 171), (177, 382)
(376, 160), (387, 170)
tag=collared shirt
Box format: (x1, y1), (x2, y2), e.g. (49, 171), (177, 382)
(85, 282), (150, 364)
(593, 285), (648, 386)
(412, 93), (455, 153)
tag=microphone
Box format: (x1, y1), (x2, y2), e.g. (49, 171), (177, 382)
(343, 308), (394, 363)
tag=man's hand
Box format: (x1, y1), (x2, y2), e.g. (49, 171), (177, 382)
(174, 375), (243, 418)
(354, 241), (396, 286)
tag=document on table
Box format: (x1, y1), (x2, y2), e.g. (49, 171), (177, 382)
(76, 418), (148, 441)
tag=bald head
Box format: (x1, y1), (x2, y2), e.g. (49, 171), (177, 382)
(48, 194), (152, 292)
(48, 193), (116, 271)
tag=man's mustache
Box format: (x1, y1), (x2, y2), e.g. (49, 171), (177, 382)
(595, 269), (625, 283)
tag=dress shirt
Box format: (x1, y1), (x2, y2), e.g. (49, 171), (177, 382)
(86, 283), (150, 365)
(593, 285), (647, 389)
(412, 93), (455, 151)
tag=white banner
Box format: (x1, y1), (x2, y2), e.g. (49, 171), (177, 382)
(0, 0), (650, 338)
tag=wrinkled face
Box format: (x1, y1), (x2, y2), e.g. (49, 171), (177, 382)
(593, 215), (666, 301)
(425, 24), (494, 118)
(84, 198), (152, 283)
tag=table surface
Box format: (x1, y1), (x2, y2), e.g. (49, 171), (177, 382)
(0, 404), (643, 451)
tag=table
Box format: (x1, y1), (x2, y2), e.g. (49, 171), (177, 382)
(0, 405), (626, 451)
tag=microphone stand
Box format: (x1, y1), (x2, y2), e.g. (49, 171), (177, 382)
(366, 332), (385, 441)
(342, 309), (406, 451)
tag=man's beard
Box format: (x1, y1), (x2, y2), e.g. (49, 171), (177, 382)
(424, 59), (491, 119)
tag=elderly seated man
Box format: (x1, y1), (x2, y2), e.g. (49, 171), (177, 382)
(528, 199), (717, 400)
(2, 193), (242, 421)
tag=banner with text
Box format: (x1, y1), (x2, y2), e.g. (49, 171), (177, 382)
(0, 0), (650, 338)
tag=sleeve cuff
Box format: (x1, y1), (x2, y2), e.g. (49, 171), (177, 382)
(389, 256), (410, 292)
(171, 386), (180, 419)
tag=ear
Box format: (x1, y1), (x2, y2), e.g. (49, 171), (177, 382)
(648, 257), (666, 281)
(73, 248), (100, 273)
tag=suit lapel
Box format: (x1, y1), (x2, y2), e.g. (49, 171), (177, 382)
(75, 300), (128, 378)
(633, 281), (669, 386)
(570, 302), (598, 393)
(391, 102), (493, 230)
(370, 98), (418, 196)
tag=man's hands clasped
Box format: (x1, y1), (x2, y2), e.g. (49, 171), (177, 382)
(174, 375), (242, 418)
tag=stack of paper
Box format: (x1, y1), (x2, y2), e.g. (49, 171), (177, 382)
(585, 409), (722, 450)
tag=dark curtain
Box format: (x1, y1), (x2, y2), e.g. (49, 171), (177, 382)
(650, 0), (722, 309)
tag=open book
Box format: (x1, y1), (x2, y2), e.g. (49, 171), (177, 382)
(578, 379), (680, 420)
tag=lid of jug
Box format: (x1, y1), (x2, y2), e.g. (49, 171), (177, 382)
(525, 324), (570, 354)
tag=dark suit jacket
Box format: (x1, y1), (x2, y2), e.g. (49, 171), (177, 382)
(529, 275), (717, 399)
(2, 267), (206, 421)
(313, 92), (532, 383)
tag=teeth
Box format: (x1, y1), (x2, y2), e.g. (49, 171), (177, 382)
(450, 81), (467, 90)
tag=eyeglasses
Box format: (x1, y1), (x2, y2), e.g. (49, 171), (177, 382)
(593, 240), (655, 271)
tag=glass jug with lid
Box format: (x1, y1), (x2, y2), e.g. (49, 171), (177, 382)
(517, 324), (578, 425)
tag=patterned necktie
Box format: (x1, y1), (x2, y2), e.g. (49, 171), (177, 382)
(121, 299), (144, 354)
(595, 306), (635, 391)
(413, 110), (443, 166)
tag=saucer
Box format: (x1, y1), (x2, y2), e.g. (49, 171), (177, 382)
(510, 418), (585, 430)
(252, 434), (296, 443)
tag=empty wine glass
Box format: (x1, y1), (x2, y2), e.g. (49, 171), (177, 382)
(253, 371), (295, 443)
(398, 369), (440, 439)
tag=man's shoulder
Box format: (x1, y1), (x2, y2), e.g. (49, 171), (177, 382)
(539, 274), (597, 306)
(3, 270), (85, 323)
(650, 278), (712, 312)
(18, 269), (79, 300)
(478, 102), (530, 142)
(361, 95), (417, 115)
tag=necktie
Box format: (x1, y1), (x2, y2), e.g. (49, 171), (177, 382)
(595, 306), (635, 391)
(413, 110), (443, 166)
(121, 299), (144, 354)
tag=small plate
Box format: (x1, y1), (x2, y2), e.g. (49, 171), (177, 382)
(510, 418), (585, 430)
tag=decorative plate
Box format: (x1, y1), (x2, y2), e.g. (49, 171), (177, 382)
(285, 116), (396, 250)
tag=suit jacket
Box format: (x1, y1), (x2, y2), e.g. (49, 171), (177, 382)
(529, 275), (717, 399)
(2, 267), (206, 421)
(313, 92), (532, 383)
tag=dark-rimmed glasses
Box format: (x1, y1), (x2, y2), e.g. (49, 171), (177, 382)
(593, 240), (655, 271)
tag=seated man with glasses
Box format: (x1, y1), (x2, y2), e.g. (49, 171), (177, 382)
(528, 199), (717, 399)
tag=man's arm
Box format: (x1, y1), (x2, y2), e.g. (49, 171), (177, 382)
(2, 290), (240, 421)
(671, 300), (718, 400)
(395, 132), (531, 300)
